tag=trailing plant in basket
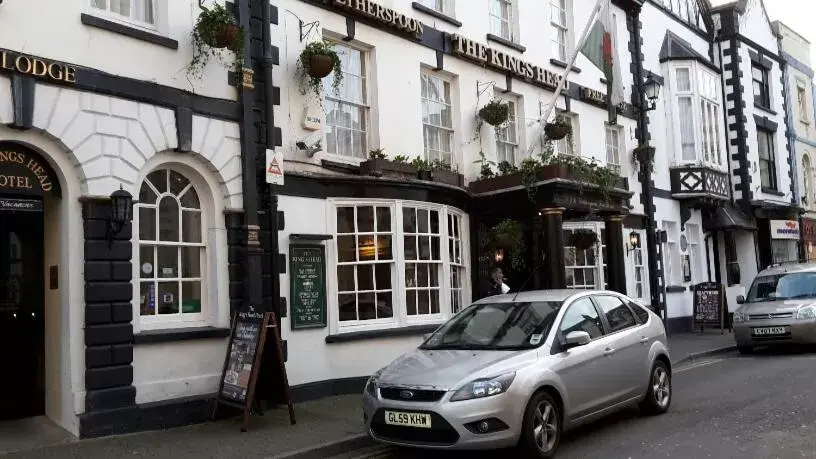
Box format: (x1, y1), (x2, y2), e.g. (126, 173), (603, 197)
(632, 145), (656, 173)
(520, 157), (542, 201)
(543, 113), (573, 140)
(188, 3), (246, 78)
(478, 99), (510, 126)
(568, 230), (598, 251)
(297, 40), (343, 98)
(487, 219), (526, 270)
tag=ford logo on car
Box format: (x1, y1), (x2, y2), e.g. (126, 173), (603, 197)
(400, 390), (414, 399)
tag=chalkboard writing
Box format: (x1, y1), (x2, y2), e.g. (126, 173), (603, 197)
(289, 245), (327, 330)
(220, 309), (264, 404)
(693, 282), (723, 328)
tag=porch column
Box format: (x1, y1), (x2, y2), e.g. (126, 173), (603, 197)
(540, 208), (566, 289)
(604, 214), (627, 294)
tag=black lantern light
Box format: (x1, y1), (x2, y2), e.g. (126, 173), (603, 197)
(627, 231), (641, 255)
(107, 185), (134, 242)
(642, 74), (661, 111)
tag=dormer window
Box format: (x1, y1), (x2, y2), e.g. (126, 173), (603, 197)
(668, 62), (725, 169)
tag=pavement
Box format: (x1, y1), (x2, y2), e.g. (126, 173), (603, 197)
(0, 330), (738, 459)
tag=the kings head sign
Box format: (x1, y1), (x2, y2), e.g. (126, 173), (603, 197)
(0, 145), (60, 197)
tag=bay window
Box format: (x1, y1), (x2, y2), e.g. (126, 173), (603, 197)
(332, 200), (469, 332)
(670, 63), (725, 168)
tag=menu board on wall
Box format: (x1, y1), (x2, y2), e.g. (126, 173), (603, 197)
(289, 245), (327, 330)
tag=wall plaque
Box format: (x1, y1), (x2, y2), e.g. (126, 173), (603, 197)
(289, 244), (327, 330)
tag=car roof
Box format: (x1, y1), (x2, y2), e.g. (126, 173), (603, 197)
(757, 261), (816, 277)
(472, 289), (615, 304)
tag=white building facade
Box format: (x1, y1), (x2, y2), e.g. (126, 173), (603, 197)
(272, 0), (652, 393)
(0, 0), (246, 438)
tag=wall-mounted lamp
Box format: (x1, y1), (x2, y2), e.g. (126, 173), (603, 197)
(641, 74), (661, 112)
(494, 249), (504, 264)
(626, 231), (641, 255)
(107, 186), (134, 243)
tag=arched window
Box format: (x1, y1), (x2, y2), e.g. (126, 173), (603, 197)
(136, 169), (205, 324)
(803, 154), (812, 205)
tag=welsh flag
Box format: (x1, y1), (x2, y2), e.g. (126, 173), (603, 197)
(580, 0), (625, 124)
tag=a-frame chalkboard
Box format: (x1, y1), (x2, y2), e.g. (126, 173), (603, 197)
(212, 305), (296, 431)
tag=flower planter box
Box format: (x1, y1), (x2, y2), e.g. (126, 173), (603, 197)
(359, 158), (417, 180)
(430, 169), (465, 187)
(469, 164), (627, 194)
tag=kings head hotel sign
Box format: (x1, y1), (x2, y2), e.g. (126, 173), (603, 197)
(0, 148), (57, 196)
(331, 0), (424, 38)
(449, 34), (568, 92)
(0, 50), (77, 84)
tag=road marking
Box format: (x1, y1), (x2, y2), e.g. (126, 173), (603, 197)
(676, 358), (725, 373)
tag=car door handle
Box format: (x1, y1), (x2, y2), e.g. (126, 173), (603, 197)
(603, 347), (616, 356)
(640, 336), (649, 344)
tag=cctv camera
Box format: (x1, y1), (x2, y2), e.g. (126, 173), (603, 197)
(296, 141), (307, 150)
(296, 132), (323, 158)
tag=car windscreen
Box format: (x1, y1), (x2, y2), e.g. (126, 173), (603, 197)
(420, 301), (562, 351)
(746, 271), (816, 302)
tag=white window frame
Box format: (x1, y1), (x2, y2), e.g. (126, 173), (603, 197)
(563, 223), (606, 290)
(489, 0), (516, 42)
(629, 230), (648, 301)
(667, 62), (726, 170)
(797, 81), (810, 124)
(421, 70), (457, 167)
(685, 223), (702, 284)
(88, 0), (160, 30)
(134, 168), (209, 330)
(552, 110), (577, 157)
(549, 0), (570, 62)
(662, 221), (679, 285)
(418, 0), (455, 16)
(323, 41), (370, 161)
(605, 124), (623, 174)
(495, 96), (520, 165)
(327, 199), (470, 334)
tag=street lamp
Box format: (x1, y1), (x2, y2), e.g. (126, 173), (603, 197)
(107, 186), (134, 243)
(642, 74), (661, 111)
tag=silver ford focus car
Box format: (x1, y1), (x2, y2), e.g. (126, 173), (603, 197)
(362, 290), (672, 457)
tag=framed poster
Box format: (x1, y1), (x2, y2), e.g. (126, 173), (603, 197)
(289, 244), (327, 330)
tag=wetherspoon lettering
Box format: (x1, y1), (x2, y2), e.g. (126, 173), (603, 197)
(449, 34), (568, 91)
(0, 150), (54, 192)
(0, 50), (76, 84)
(332, 0), (424, 38)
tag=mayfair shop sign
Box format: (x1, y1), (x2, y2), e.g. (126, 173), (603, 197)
(449, 34), (567, 91)
(332, 0), (424, 38)
(0, 50), (77, 84)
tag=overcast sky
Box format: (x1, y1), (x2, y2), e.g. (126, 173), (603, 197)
(709, 0), (816, 76)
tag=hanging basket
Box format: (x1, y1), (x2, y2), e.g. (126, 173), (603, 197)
(544, 121), (570, 140)
(211, 23), (240, 49)
(569, 230), (598, 251)
(478, 101), (510, 126)
(306, 54), (335, 78)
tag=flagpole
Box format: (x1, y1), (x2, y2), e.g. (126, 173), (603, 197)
(528, 0), (607, 155)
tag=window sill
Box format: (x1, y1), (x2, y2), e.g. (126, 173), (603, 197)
(486, 34), (526, 53)
(325, 323), (442, 344)
(666, 285), (687, 293)
(134, 326), (231, 344)
(761, 187), (785, 197)
(550, 59), (581, 73)
(411, 2), (461, 27)
(754, 103), (777, 116)
(80, 13), (178, 50)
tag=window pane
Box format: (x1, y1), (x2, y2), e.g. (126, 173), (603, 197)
(337, 235), (357, 262)
(375, 264), (391, 290)
(357, 206), (374, 233)
(140, 282), (155, 316)
(678, 96), (696, 161)
(676, 68), (691, 92)
(158, 196), (179, 242)
(182, 211), (202, 243)
(338, 294), (357, 321)
(337, 207), (355, 234)
(595, 295), (637, 332)
(181, 281), (202, 313)
(180, 247), (201, 278)
(357, 265), (374, 291)
(403, 207), (417, 232)
(179, 187), (200, 209)
(376, 293), (394, 319)
(376, 235), (393, 260)
(559, 298), (604, 339)
(139, 207), (156, 240)
(139, 245), (155, 278)
(358, 235), (376, 261)
(148, 170), (167, 194)
(157, 282), (179, 315)
(359, 292), (376, 320)
(338, 265), (355, 292)
(376, 207), (391, 232)
(169, 170), (190, 196)
(139, 182), (157, 204)
(157, 246), (178, 278)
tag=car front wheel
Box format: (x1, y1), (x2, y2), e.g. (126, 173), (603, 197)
(640, 360), (671, 415)
(519, 391), (561, 458)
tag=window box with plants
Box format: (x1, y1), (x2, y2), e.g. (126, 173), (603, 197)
(412, 158), (465, 187)
(359, 150), (417, 180)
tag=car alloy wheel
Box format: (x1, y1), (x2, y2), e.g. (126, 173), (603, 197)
(533, 400), (559, 454)
(652, 365), (670, 409)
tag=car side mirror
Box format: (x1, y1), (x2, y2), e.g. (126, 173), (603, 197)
(564, 331), (591, 349)
(736, 295), (745, 305)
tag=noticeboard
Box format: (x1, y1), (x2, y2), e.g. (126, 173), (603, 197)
(693, 282), (728, 332)
(289, 244), (327, 330)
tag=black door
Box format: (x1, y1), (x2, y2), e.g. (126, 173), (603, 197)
(0, 198), (45, 420)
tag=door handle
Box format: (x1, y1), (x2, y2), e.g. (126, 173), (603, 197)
(603, 347), (616, 356)
(640, 336), (649, 344)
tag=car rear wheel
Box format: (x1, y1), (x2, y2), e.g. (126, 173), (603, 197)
(518, 391), (561, 458)
(640, 360), (671, 415)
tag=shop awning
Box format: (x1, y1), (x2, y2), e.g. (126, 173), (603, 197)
(703, 203), (757, 232)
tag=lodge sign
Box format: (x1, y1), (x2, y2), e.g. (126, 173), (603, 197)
(0, 50), (77, 84)
(332, 0), (424, 38)
(0, 149), (55, 195)
(449, 34), (568, 91)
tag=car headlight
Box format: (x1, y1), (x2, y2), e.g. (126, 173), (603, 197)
(733, 311), (749, 323)
(797, 306), (816, 320)
(450, 372), (516, 402)
(365, 369), (383, 397)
